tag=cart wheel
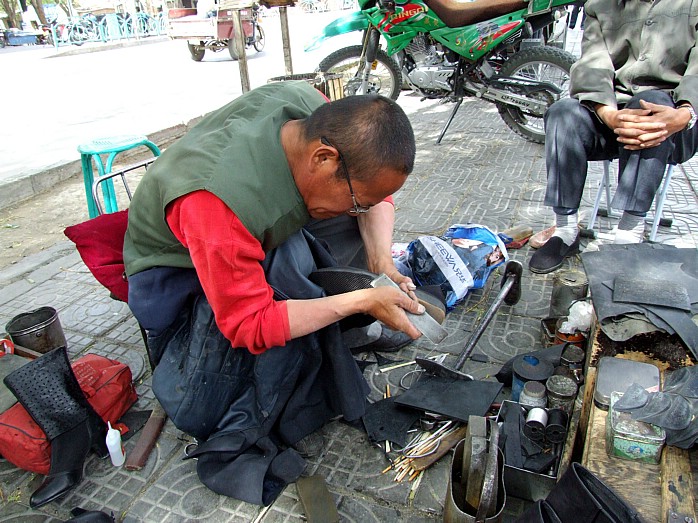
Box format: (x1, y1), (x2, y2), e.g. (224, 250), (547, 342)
(253, 25), (265, 52)
(188, 42), (205, 62)
(227, 38), (242, 60)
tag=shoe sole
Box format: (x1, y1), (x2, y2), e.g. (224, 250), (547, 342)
(310, 267), (447, 324)
(529, 261), (564, 274)
(528, 246), (580, 274)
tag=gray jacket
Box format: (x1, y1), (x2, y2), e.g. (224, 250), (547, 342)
(570, 0), (698, 110)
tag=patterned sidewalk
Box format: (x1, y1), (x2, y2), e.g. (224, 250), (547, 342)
(0, 23), (696, 523)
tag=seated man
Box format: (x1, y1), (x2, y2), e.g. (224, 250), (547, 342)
(123, 80), (424, 505)
(529, 0), (698, 274)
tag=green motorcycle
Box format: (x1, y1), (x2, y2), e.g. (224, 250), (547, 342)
(306, 0), (577, 143)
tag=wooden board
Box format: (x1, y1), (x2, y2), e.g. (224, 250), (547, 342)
(582, 401), (664, 520)
(581, 347), (697, 523)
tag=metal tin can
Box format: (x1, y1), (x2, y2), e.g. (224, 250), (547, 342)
(548, 269), (588, 318)
(519, 381), (547, 408)
(545, 375), (578, 413)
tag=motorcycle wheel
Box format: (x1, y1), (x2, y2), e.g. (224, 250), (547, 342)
(188, 42), (205, 62)
(253, 25), (265, 52)
(319, 45), (402, 101)
(496, 46), (576, 144)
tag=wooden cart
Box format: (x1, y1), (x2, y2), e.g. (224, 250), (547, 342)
(166, 0), (263, 61)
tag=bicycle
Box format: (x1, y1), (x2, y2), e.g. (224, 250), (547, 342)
(67, 14), (100, 45)
(298, 0), (329, 13)
(123, 11), (157, 37)
(249, 3), (264, 52)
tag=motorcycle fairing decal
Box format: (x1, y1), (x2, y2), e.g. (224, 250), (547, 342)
(466, 20), (522, 53)
(378, 3), (428, 31)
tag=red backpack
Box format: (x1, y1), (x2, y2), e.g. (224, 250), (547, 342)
(0, 354), (137, 474)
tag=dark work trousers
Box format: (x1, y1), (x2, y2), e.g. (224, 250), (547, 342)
(544, 91), (698, 214)
(148, 224), (369, 506)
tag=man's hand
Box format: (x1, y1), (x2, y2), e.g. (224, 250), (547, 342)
(362, 286), (424, 339)
(597, 101), (689, 150)
(374, 265), (417, 298)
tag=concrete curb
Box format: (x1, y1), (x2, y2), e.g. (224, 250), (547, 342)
(0, 119), (202, 212)
(46, 35), (169, 59)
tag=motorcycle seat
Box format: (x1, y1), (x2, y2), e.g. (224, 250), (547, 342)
(425, 0), (526, 28)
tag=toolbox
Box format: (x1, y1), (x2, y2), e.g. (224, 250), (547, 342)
(497, 401), (576, 501)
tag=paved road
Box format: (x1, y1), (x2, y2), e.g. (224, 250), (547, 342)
(0, 8), (356, 206)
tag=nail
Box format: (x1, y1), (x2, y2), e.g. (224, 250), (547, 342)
(417, 304), (425, 314)
(407, 282), (416, 290)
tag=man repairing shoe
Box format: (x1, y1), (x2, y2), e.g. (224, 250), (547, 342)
(529, 0), (698, 274)
(123, 81), (424, 505)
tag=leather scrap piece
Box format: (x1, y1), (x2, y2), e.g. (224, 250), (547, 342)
(361, 397), (421, 447)
(296, 475), (340, 523)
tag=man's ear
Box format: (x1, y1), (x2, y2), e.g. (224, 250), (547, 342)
(312, 142), (338, 173)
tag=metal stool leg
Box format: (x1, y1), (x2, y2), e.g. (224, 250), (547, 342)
(648, 164), (675, 242)
(587, 160), (611, 231)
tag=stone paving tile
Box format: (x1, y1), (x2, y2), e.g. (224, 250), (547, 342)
(1, 26), (697, 521)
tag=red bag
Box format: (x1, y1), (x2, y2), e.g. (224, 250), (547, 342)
(0, 354), (138, 474)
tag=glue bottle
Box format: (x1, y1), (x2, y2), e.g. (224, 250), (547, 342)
(106, 421), (126, 467)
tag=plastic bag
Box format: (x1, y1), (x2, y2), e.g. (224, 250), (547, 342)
(404, 224), (508, 309)
(560, 301), (594, 334)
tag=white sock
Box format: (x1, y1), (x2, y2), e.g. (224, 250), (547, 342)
(614, 212), (644, 244)
(553, 212), (578, 245)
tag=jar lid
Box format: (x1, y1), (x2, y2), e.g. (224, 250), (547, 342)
(561, 345), (585, 365)
(546, 374), (578, 396)
(523, 381), (546, 398)
(513, 354), (554, 381)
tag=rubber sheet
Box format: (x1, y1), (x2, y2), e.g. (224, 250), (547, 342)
(580, 244), (698, 358)
(394, 376), (503, 423)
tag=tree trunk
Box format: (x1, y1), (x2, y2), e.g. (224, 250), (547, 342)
(1, 0), (20, 28)
(29, 0), (47, 24)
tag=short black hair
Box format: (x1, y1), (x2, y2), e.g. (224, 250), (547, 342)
(301, 95), (415, 181)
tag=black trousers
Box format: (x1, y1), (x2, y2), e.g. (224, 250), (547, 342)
(543, 90), (698, 214)
(148, 222), (369, 505)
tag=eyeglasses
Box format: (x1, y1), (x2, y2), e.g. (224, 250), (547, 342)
(321, 136), (372, 214)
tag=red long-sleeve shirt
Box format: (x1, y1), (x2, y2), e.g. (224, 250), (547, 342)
(166, 190), (290, 354)
(166, 190), (394, 354)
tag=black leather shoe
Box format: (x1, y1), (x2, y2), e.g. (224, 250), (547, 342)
(292, 431), (325, 458)
(350, 326), (412, 354)
(529, 235), (580, 274)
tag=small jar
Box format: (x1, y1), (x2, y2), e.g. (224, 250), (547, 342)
(546, 375), (578, 412)
(519, 381), (547, 408)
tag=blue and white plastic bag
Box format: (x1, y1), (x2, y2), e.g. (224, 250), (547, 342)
(403, 224), (508, 309)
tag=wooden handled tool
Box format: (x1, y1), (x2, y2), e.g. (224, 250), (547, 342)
(125, 404), (167, 471)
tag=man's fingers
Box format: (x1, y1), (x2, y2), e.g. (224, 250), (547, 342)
(616, 117), (667, 130)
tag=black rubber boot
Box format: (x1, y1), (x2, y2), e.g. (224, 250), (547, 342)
(3, 347), (108, 508)
(545, 463), (643, 522)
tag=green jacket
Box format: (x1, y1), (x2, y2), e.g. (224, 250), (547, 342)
(571, 0), (698, 109)
(123, 81), (325, 277)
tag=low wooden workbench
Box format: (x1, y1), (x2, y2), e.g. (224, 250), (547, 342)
(579, 327), (697, 522)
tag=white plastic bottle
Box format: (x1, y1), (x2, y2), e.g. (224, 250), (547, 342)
(106, 421), (126, 467)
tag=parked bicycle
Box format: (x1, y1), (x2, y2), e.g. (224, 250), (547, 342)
(47, 14), (100, 46)
(298, 0), (329, 13)
(123, 10), (159, 37)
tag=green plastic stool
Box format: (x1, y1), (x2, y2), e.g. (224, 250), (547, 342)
(78, 135), (161, 218)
